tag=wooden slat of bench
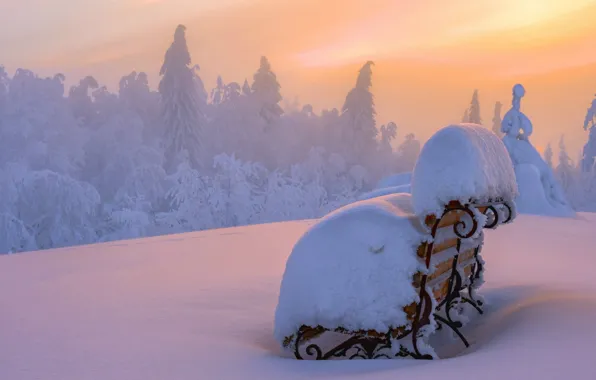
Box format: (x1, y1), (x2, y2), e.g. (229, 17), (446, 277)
(413, 247), (475, 287)
(424, 206), (488, 229)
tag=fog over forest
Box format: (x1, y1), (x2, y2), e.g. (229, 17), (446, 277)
(1, 24), (596, 254)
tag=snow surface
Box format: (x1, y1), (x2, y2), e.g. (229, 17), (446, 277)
(274, 193), (426, 344)
(2, 214), (596, 379)
(357, 184), (411, 201)
(411, 124), (517, 217)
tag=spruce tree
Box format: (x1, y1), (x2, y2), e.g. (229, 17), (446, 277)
(461, 108), (469, 123)
(468, 89), (481, 124)
(242, 79), (251, 96)
(544, 142), (554, 170)
(341, 61), (378, 163)
(159, 25), (205, 173)
(251, 56), (283, 122)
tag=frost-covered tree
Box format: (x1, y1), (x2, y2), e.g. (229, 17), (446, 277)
(380, 122), (397, 152)
(251, 56), (283, 123)
(242, 79), (251, 96)
(340, 61), (378, 164)
(396, 133), (420, 172)
(466, 89), (481, 124)
(211, 75), (226, 105)
(581, 96), (596, 172)
(556, 136), (574, 192)
(68, 76), (99, 126)
(544, 143), (554, 170)
(118, 71), (160, 144)
(461, 108), (469, 123)
(2, 70), (85, 174)
(159, 25), (206, 173)
(224, 82), (241, 102)
(156, 157), (214, 232)
(492, 101), (503, 137)
(15, 170), (100, 249)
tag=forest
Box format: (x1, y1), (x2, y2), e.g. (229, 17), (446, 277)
(0, 24), (594, 253)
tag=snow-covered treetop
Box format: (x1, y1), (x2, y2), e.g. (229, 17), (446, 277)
(274, 193), (426, 341)
(501, 84), (533, 140)
(411, 124), (518, 217)
(583, 96), (596, 131)
(160, 25), (191, 76)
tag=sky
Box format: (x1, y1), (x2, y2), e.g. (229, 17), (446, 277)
(2, 0), (596, 157)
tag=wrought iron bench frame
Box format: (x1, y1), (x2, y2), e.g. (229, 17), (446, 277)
(288, 198), (514, 360)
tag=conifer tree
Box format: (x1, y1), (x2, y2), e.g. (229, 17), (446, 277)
(159, 25), (205, 173)
(251, 56), (283, 122)
(468, 89), (481, 124)
(341, 61), (378, 162)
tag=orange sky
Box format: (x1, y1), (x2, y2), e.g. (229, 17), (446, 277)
(3, 0), (596, 158)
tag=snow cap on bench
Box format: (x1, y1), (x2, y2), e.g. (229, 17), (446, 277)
(411, 124), (517, 218)
(274, 193), (427, 345)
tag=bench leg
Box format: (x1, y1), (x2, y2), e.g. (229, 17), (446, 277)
(294, 330), (393, 360)
(434, 255), (471, 348)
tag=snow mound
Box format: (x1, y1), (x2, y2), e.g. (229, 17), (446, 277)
(514, 164), (574, 217)
(358, 184), (411, 201)
(411, 124), (517, 217)
(500, 84), (574, 217)
(274, 193), (426, 344)
(376, 172), (412, 189)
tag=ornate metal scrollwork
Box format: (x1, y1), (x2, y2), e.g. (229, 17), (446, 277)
(483, 205), (500, 229)
(452, 207), (479, 239)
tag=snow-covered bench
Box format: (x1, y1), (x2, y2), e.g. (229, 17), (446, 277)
(274, 124), (518, 360)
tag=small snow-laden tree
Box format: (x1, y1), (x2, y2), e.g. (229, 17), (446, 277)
(209, 153), (265, 227)
(0, 213), (36, 254)
(242, 79), (251, 96)
(556, 136), (576, 194)
(114, 164), (168, 212)
(340, 61), (378, 165)
(583, 96), (596, 131)
(156, 156), (214, 232)
(544, 143), (554, 170)
(380, 122), (397, 153)
(288, 147), (330, 215)
(210, 75), (226, 105)
(582, 96), (596, 172)
(224, 82), (241, 103)
(256, 169), (307, 223)
(396, 133), (421, 172)
(582, 126), (596, 172)
(118, 71), (161, 145)
(492, 101), (503, 137)
(2, 70), (85, 175)
(467, 89), (482, 124)
(15, 170), (100, 250)
(377, 122), (398, 177)
(461, 108), (470, 123)
(68, 76), (99, 126)
(159, 25), (207, 173)
(209, 87), (264, 162)
(251, 56), (283, 123)
(98, 208), (153, 243)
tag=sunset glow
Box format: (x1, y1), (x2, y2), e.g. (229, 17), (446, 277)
(2, 0), (596, 154)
